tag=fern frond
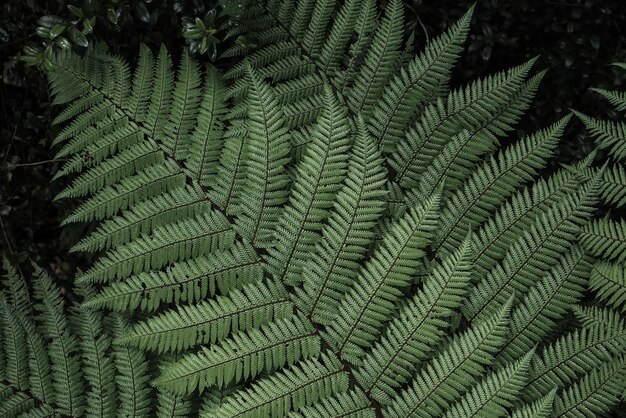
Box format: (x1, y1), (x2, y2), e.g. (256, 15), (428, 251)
(236, 65), (292, 247)
(333, 0), (377, 94)
(2, 257), (31, 316)
(156, 382), (194, 417)
(265, 87), (350, 285)
(346, 0), (404, 117)
(209, 118), (248, 212)
(115, 281), (291, 353)
(55, 142), (164, 200)
(111, 314), (152, 417)
(160, 49), (203, 160)
(384, 299), (512, 418)
(0, 387), (36, 416)
(589, 261), (626, 311)
(355, 235), (473, 403)
(155, 315), (320, 394)
(76, 291), (117, 418)
(552, 356), (626, 417)
(297, 118), (387, 323)
(199, 353), (348, 417)
(127, 44), (154, 120)
(370, 7), (473, 152)
(591, 86), (626, 111)
(61, 160), (185, 224)
(575, 111), (626, 161)
(302, 0), (336, 56)
(145, 45), (174, 138)
(442, 350), (533, 418)
(0, 297), (29, 391)
(54, 120), (138, 172)
(471, 165), (584, 280)
(32, 266), (85, 416)
(510, 390), (556, 418)
(580, 218), (626, 263)
(317, 0), (362, 74)
(600, 164), (626, 207)
(77, 210), (234, 284)
(463, 174), (599, 322)
(70, 185), (209, 253)
(436, 114), (568, 253)
(85, 240), (261, 312)
(497, 247), (591, 363)
(286, 389), (376, 418)
(325, 192), (440, 363)
(185, 65), (227, 186)
(390, 58), (536, 188)
(523, 324), (626, 401)
(573, 305), (626, 331)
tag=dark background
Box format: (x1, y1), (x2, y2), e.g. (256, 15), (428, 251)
(1, 0), (626, 283)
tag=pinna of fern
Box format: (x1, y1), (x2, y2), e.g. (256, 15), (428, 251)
(575, 64), (626, 316)
(5, 0), (626, 416)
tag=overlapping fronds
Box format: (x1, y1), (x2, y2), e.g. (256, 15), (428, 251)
(7, 1), (625, 416)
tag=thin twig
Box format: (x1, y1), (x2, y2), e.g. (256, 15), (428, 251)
(10, 158), (67, 167)
(417, 15), (430, 44)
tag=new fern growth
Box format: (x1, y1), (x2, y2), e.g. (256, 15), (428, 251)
(1, 0), (625, 417)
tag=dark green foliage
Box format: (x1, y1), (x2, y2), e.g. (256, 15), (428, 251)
(1, 0), (625, 416)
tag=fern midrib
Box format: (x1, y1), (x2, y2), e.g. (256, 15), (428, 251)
(247, 87), (274, 244)
(47, 309), (77, 415)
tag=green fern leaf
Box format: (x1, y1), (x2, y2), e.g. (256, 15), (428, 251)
(236, 65), (292, 246)
(115, 281), (291, 353)
(155, 315), (320, 394)
(384, 298), (512, 418)
(85, 240), (261, 312)
(325, 191), (440, 363)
